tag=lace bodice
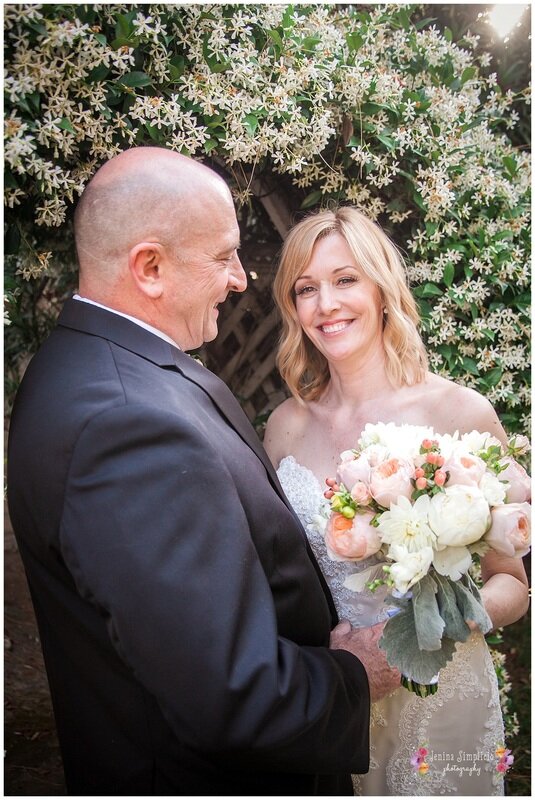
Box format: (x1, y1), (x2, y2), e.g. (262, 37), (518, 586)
(277, 455), (390, 628)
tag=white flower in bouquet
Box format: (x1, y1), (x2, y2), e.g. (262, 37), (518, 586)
(377, 494), (436, 551)
(479, 472), (508, 506)
(359, 421), (433, 459)
(460, 429), (502, 453)
(429, 485), (491, 548)
(432, 545), (473, 581)
(388, 544), (434, 594)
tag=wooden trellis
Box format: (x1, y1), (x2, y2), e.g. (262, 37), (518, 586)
(204, 174), (296, 426)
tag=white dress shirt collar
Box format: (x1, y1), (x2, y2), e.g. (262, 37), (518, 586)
(73, 295), (181, 349)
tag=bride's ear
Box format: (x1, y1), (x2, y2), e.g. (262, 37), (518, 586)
(128, 242), (164, 299)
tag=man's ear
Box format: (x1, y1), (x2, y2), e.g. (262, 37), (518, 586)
(128, 242), (165, 299)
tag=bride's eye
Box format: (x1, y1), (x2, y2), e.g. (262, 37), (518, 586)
(338, 276), (358, 286)
(295, 285), (315, 296)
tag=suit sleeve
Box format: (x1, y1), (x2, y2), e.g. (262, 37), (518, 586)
(59, 404), (369, 773)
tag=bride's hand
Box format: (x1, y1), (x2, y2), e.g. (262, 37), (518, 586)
(330, 620), (401, 703)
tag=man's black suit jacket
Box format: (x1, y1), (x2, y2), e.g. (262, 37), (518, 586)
(7, 299), (370, 795)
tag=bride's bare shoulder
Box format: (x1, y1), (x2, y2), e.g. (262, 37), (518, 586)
(263, 397), (310, 466)
(421, 373), (506, 441)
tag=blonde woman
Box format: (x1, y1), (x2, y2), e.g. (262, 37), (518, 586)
(264, 207), (529, 796)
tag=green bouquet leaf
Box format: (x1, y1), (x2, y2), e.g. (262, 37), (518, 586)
(379, 595), (457, 684)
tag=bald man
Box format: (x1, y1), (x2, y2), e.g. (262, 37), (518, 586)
(7, 148), (376, 795)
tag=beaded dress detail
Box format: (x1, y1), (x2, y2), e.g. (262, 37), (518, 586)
(278, 455), (504, 796)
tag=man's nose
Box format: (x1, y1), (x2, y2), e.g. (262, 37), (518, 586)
(229, 255), (247, 293)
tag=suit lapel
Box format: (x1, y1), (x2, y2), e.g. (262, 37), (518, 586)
(172, 351), (284, 494)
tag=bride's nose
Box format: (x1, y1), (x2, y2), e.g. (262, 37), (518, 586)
(317, 284), (341, 314)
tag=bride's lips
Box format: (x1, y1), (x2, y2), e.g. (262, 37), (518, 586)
(317, 319), (354, 336)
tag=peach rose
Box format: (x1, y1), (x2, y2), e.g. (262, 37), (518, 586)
(442, 452), (487, 488)
(370, 458), (413, 508)
(350, 480), (373, 506)
(337, 453), (371, 493)
(325, 511), (382, 561)
(485, 503), (531, 558)
(499, 457), (531, 504)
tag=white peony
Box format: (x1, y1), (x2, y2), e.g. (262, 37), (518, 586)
(460, 429), (502, 454)
(432, 545), (473, 580)
(429, 485), (491, 549)
(377, 494), (436, 552)
(478, 472), (508, 507)
(359, 421), (434, 459)
(388, 544), (434, 594)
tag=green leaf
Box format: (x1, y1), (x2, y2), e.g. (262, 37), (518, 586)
(434, 574), (471, 642)
(346, 32), (363, 52)
(243, 114), (258, 136)
(484, 367), (503, 387)
(87, 63), (110, 83)
(117, 71), (153, 88)
(451, 575), (492, 634)
(144, 122), (162, 142)
(415, 17), (437, 31)
(267, 28), (283, 49)
(376, 133), (396, 150)
(301, 190), (322, 209)
(94, 33), (107, 46)
(59, 118), (76, 134)
(421, 283), (443, 298)
(502, 155), (518, 176)
(379, 602), (457, 683)
(444, 26), (453, 42)
(413, 574), (444, 651)
(461, 67), (477, 86)
(443, 262), (455, 287)
(115, 11), (135, 40)
(462, 357), (479, 376)
(203, 138), (219, 153)
(399, 7), (411, 31)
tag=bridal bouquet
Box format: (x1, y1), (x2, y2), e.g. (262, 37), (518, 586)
(323, 423), (531, 697)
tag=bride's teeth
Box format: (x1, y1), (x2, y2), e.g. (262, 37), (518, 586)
(322, 321), (350, 333)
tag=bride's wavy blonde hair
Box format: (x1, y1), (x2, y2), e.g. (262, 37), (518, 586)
(273, 206), (428, 402)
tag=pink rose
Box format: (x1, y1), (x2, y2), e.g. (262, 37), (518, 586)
(485, 503), (531, 558)
(499, 457), (531, 503)
(325, 511), (381, 561)
(370, 458), (413, 508)
(442, 452), (487, 487)
(351, 480), (373, 506)
(337, 453), (371, 493)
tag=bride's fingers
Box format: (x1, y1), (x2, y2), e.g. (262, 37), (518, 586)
(332, 620), (352, 635)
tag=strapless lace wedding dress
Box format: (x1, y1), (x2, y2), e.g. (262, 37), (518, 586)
(278, 455), (505, 796)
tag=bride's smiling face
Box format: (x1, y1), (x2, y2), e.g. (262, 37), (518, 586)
(294, 232), (384, 364)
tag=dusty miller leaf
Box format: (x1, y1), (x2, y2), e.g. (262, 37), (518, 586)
(412, 574), (444, 651)
(379, 603), (456, 683)
(435, 573), (471, 642)
(452, 575), (493, 634)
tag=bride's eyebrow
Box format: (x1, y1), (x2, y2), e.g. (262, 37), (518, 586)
(296, 266), (358, 281)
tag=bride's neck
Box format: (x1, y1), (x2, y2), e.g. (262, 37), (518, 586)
(321, 354), (392, 410)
